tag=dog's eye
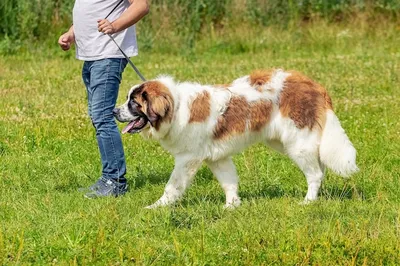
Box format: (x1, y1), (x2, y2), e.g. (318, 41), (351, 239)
(131, 99), (141, 108)
(142, 91), (148, 101)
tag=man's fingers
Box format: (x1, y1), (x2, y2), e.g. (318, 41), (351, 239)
(97, 19), (108, 26)
(58, 35), (65, 44)
(99, 25), (111, 33)
(96, 19), (114, 34)
(58, 32), (73, 51)
(98, 23), (105, 31)
(59, 38), (68, 46)
(60, 43), (70, 51)
(97, 19), (113, 32)
(58, 37), (70, 50)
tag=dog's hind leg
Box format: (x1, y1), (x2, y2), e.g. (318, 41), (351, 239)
(207, 157), (241, 209)
(145, 156), (203, 209)
(285, 136), (325, 203)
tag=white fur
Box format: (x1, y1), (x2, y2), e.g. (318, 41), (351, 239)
(116, 71), (358, 208)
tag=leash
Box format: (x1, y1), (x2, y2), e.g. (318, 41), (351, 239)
(105, 0), (146, 81)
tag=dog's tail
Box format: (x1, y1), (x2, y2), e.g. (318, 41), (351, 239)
(319, 110), (358, 177)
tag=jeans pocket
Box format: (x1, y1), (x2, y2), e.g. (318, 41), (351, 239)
(119, 58), (128, 75)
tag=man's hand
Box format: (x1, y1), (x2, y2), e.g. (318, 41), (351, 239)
(98, 0), (149, 34)
(97, 19), (116, 34)
(58, 27), (75, 51)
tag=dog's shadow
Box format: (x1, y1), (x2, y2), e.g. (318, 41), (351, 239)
(128, 169), (170, 190)
(127, 166), (365, 203)
(190, 167), (365, 205)
(319, 183), (365, 201)
(239, 183), (365, 202)
(54, 168), (171, 193)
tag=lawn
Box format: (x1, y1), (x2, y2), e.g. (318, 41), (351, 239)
(0, 23), (400, 265)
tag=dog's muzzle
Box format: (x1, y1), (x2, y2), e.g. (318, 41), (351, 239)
(113, 107), (148, 134)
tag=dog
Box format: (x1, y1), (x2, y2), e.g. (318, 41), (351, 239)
(114, 69), (358, 208)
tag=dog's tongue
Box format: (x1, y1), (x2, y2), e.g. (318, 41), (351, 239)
(122, 121), (136, 134)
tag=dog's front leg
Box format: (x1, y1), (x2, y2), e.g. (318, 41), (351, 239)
(145, 155), (202, 209)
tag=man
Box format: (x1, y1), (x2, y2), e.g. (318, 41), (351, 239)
(58, 0), (149, 198)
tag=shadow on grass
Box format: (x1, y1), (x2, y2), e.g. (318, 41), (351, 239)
(129, 165), (217, 190)
(55, 164), (366, 203)
(184, 182), (365, 209)
(54, 174), (82, 192)
(240, 182), (365, 202)
(320, 183), (366, 201)
(239, 182), (366, 202)
(128, 170), (170, 190)
(162, 182), (367, 230)
(166, 206), (225, 229)
(54, 170), (170, 192)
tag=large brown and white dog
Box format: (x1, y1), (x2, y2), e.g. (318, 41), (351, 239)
(114, 69), (358, 208)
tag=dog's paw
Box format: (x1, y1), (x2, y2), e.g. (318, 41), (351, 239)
(144, 203), (159, 209)
(145, 198), (171, 209)
(299, 198), (316, 206)
(223, 198), (241, 209)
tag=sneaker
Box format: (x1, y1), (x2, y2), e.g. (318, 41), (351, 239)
(84, 178), (128, 198)
(78, 177), (108, 192)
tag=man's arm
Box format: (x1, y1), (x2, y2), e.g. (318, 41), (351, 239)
(98, 0), (149, 34)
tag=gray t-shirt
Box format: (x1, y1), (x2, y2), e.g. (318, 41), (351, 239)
(73, 0), (138, 61)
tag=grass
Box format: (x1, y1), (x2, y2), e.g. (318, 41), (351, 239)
(0, 22), (400, 264)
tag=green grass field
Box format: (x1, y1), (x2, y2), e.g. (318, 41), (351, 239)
(0, 23), (400, 265)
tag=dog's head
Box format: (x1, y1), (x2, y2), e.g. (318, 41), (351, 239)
(114, 80), (174, 134)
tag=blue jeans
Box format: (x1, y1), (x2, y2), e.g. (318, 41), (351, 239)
(82, 58), (128, 184)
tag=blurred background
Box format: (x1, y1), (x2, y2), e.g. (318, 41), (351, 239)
(0, 0), (399, 55)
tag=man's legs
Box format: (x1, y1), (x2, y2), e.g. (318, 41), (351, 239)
(82, 58), (128, 197)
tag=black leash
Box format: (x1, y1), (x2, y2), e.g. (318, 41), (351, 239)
(104, 0), (124, 20)
(105, 0), (146, 81)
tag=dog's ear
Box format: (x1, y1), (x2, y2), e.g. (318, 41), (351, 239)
(146, 93), (172, 127)
(139, 81), (174, 130)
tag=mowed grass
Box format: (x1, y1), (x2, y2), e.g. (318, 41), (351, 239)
(0, 23), (400, 265)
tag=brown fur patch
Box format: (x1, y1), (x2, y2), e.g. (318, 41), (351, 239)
(250, 70), (274, 92)
(214, 96), (248, 139)
(132, 81), (174, 131)
(249, 100), (273, 131)
(189, 91), (211, 123)
(279, 71), (333, 130)
(213, 97), (272, 139)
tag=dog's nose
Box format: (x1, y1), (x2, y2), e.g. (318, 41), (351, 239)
(113, 108), (120, 116)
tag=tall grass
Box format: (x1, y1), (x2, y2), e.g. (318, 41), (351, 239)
(0, 0), (399, 54)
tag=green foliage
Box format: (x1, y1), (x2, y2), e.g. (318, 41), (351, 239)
(245, 0), (400, 26)
(0, 35), (21, 55)
(0, 0), (73, 39)
(174, 0), (231, 48)
(0, 0), (399, 52)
